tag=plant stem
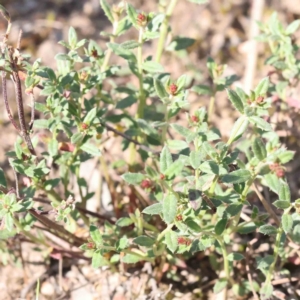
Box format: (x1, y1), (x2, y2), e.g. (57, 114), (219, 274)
(155, 0), (179, 62)
(266, 227), (283, 284)
(216, 237), (234, 286)
(136, 27), (146, 119)
(156, 223), (174, 242)
(208, 95), (215, 123)
(101, 20), (118, 72)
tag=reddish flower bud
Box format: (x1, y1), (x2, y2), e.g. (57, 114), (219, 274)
(140, 179), (152, 189)
(59, 142), (75, 152)
(185, 239), (192, 246)
(91, 49), (98, 58)
(25, 87), (33, 95)
(87, 242), (95, 249)
(169, 83), (178, 95)
(63, 90), (71, 99)
(137, 13), (148, 26)
(176, 215), (183, 221)
(160, 174), (165, 180)
(177, 237), (186, 245)
(275, 168), (285, 178)
(81, 123), (89, 130)
(190, 115), (199, 123)
(256, 96), (264, 104)
(18, 71), (27, 81)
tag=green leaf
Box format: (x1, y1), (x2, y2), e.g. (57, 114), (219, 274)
(227, 253), (245, 261)
(71, 132), (83, 145)
(122, 253), (144, 263)
(192, 84), (212, 95)
(189, 150), (203, 169)
(122, 172), (145, 185)
(166, 36), (195, 51)
(92, 251), (109, 268)
(33, 119), (49, 129)
(221, 170), (251, 184)
(259, 224), (277, 235)
(254, 77), (269, 97)
(213, 279), (228, 294)
(164, 159), (185, 179)
(116, 236), (129, 250)
(228, 116), (249, 143)
(260, 283), (273, 300)
(142, 203), (163, 215)
(176, 74), (187, 91)
(185, 218), (201, 232)
(83, 107), (97, 124)
(278, 151), (295, 164)
(120, 40), (140, 49)
(68, 27), (78, 49)
(154, 78), (168, 99)
(90, 225), (102, 244)
(116, 17), (132, 36)
(286, 20), (300, 35)
(163, 193), (177, 224)
(167, 139), (188, 150)
(116, 217), (134, 227)
(126, 3), (138, 27)
(80, 143), (101, 156)
(252, 137), (267, 160)
(171, 124), (192, 138)
(48, 139), (58, 157)
(279, 181), (290, 202)
(215, 218), (227, 235)
(0, 4), (11, 21)
(160, 146), (173, 173)
(248, 116), (272, 131)
(116, 95), (137, 109)
(100, 0), (114, 23)
(199, 161), (227, 175)
(133, 235), (155, 247)
(273, 200), (290, 209)
(227, 89), (244, 114)
(282, 214), (293, 234)
(224, 203), (243, 218)
(142, 61), (164, 73)
(5, 213), (14, 232)
(165, 230), (178, 253)
(263, 174), (280, 194)
(107, 43), (136, 61)
(0, 167), (7, 187)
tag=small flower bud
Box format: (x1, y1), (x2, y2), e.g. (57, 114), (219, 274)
(25, 87), (33, 95)
(63, 90), (71, 99)
(80, 71), (89, 82)
(136, 13), (148, 27)
(177, 237), (186, 245)
(87, 242), (95, 249)
(190, 115), (199, 123)
(275, 168), (285, 178)
(81, 123), (89, 130)
(90, 48), (98, 58)
(176, 215), (183, 221)
(256, 96), (264, 104)
(18, 71), (27, 81)
(159, 174), (165, 180)
(168, 83), (178, 96)
(140, 179), (152, 189)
